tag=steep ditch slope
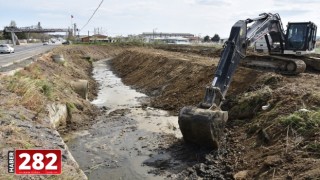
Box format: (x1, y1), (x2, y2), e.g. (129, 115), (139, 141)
(110, 48), (259, 113)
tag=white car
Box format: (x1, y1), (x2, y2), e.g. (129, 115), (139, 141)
(0, 44), (14, 53)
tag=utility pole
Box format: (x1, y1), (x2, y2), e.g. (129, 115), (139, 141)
(73, 23), (77, 38)
(152, 28), (157, 42)
(71, 15), (73, 36)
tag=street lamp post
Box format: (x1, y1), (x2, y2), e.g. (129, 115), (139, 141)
(198, 33), (202, 44)
(153, 28), (157, 42)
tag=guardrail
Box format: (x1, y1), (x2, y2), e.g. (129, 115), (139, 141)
(4, 27), (69, 33)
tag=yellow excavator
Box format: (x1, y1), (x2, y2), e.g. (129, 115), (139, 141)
(178, 13), (318, 149)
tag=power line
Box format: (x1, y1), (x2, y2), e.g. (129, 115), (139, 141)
(80, 0), (104, 31)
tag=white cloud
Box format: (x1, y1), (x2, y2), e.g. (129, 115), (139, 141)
(194, 0), (231, 6)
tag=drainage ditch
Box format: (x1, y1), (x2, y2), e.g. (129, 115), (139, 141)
(65, 59), (181, 179)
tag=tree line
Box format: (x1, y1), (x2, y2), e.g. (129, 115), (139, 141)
(203, 34), (220, 42)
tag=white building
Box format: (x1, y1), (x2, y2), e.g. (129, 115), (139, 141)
(156, 37), (190, 44)
(141, 32), (194, 43)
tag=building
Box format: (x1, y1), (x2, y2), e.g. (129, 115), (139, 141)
(81, 34), (110, 43)
(141, 32), (194, 43)
(156, 37), (190, 45)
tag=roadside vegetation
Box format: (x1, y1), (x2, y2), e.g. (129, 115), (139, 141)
(0, 45), (115, 179)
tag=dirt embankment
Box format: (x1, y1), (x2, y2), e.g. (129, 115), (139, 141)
(110, 48), (258, 113)
(154, 44), (224, 57)
(110, 48), (320, 179)
(0, 45), (122, 179)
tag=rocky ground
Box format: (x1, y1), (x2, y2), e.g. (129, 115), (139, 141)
(1, 44), (320, 179)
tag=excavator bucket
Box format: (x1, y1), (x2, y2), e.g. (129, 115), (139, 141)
(178, 106), (228, 149)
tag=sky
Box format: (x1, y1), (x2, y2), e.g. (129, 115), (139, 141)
(0, 0), (320, 38)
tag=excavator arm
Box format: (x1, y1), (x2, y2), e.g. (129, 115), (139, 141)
(201, 13), (285, 109)
(178, 13), (286, 149)
(200, 20), (247, 109)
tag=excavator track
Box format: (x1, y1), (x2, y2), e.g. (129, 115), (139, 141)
(241, 55), (306, 75)
(302, 55), (320, 71)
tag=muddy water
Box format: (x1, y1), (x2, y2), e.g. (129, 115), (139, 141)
(66, 59), (181, 180)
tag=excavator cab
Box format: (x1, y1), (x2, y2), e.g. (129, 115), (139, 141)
(285, 22), (317, 54)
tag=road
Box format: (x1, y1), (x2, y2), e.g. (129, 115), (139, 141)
(0, 43), (60, 67)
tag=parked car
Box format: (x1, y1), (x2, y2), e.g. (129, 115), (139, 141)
(62, 41), (71, 45)
(0, 44), (14, 53)
(43, 42), (49, 45)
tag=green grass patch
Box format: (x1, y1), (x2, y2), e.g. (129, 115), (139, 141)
(37, 81), (53, 99)
(229, 86), (273, 119)
(66, 102), (77, 118)
(307, 142), (320, 152)
(19, 113), (27, 120)
(8, 77), (54, 99)
(309, 91), (320, 106)
(280, 110), (320, 136)
(82, 56), (93, 63)
(24, 142), (35, 149)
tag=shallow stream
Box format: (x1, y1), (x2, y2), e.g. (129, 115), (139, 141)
(66, 59), (181, 179)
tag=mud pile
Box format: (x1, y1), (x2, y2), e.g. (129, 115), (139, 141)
(111, 48), (320, 179)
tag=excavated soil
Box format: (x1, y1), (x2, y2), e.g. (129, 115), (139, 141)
(110, 48), (258, 113)
(154, 44), (224, 57)
(110, 46), (320, 179)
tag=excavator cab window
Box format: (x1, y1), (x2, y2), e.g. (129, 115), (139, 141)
(286, 23), (307, 50)
(285, 22), (317, 51)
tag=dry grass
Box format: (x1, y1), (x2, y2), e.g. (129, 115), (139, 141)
(6, 76), (48, 112)
(0, 124), (35, 148)
(3, 61), (58, 112)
